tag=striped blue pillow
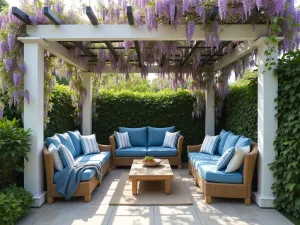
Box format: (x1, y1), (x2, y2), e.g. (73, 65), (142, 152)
(57, 144), (75, 168)
(48, 144), (63, 171)
(216, 147), (235, 170)
(115, 131), (132, 149)
(80, 134), (100, 155)
(200, 135), (220, 155)
(162, 131), (180, 148)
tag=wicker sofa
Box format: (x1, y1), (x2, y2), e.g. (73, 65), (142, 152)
(109, 126), (183, 169)
(43, 144), (111, 204)
(188, 133), (258, 205)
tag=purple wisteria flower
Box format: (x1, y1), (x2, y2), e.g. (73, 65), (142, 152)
(13, 73), (22, 86)
(0, 105), (3, 119)
(115, 7), (120, 20)
(7, 33), (16, 51)
(18, 62), (26, 74)
(218, 0), (227, 20)
(1, 79), (6, 94)
(3, 58), (13, 72)
(146, 6), (157, 32)
(0, 41), (8, 55)
(186, 21), (195, 45)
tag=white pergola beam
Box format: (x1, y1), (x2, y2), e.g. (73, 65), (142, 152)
(26, 24), (268, 42)
(18, 37), (88, 71)
(212, 41), (256, 71)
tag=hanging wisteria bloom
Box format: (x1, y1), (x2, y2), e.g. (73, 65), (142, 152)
(0, 41), (8, 55)
(7, 33), (16, 52)
(13, 73), (22, 87)
(218, 0), (227, 20)
(3, 58), (13, 72)
(186, 21), (195, 45)
(0, 104), (3, 119)
(18, 63), (26, 74)
(146, 6), (157, 32)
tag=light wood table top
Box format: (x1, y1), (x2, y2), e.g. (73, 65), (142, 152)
(129, 159), (174, 179)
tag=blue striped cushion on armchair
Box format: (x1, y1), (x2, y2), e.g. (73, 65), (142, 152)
(200, 135), (220, 155)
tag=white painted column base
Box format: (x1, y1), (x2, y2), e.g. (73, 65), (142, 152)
(32, 192), (47, 207)
(252, 192), (275, 208)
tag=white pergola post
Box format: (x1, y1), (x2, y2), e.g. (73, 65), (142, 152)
(82, 72), (93, 135)
(253, 38), (279, 208)
(205, 74), (215, 135)
(23, 41), (46, 207)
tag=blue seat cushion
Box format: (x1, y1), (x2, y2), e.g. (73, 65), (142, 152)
(119, 127), (147, 147)
(54, 168), (96, 183)
(74, 152), (111, 167)
(188, 152), (220, 168)
(222, 133), (240, 155)
(147, 126), (175, 146)
(196, 163), (243, 184)
(147, 146), (177, 157)
(216, 130), (231, 155)
(57, 133), (77, 158)
(45, 134), (61, 148)
(115, 147), (147, 157)
(67, 130), (82, 157)
(236, 135), (251, 148)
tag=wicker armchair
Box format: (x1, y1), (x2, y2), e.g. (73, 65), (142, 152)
(187, 142), (258, 205)
(43, 144), (111, 204)
(109, 134), (184, 169)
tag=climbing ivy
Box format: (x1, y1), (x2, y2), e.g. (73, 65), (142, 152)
(270, 50), (300, 218)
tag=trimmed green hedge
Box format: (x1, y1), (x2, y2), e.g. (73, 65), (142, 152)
(222, 72), (258, 141)
(44, 85), (76, 138)
(93, 90), (205, 159)
(270, 51), (300, 218)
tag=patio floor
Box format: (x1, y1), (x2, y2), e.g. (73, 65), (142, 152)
(17, 164), (292, 225)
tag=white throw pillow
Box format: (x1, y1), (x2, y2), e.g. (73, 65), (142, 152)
(48, 143), (63, 171)
(200, 135), (220, 155)
(80, 134), (100, 155)
(162, 131), (180, 148)
(225, 145), (250, 173)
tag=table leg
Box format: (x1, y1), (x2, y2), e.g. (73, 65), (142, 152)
(132, 179), (138, 195)
(165, 179), (171, 195)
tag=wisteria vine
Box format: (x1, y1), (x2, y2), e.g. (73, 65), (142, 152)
(0, 0), (299, 121)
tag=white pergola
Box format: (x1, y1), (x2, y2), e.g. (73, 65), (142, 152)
(17, 21), (280, 208)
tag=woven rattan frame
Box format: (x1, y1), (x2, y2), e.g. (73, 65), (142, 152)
(109, 134), (184, 169)
(187, 142), (258, 205)
(43, 144), (111, 204)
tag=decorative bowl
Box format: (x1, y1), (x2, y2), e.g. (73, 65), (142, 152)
(142, 158), (161, 167)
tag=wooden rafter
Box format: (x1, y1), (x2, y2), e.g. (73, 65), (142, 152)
(43, 7), (64, 25)
(12, 7), (32, 24)
(201, 41), (231, 66)
(127, 6), (142, 67)
(180, 41), (201, 66)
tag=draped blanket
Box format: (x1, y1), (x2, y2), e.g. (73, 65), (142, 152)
(55, 163), (102, 199)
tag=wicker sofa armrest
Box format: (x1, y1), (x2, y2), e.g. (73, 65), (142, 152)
(177, 135), (184, 158)
(43, 145), (54, 188)
(187, 145), (201, 153)
(109, 134), (116, 153)
(243, 142), (259, 185)
(98, 144), (111, 152)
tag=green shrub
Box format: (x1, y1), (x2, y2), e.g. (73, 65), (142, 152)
(222, 71), (258, 141)
(0, 185), (33, 225)
(270, 51), (300, 218)
(93, 89), (205, 159)
(44, 84), (77, 138)
(0, 118), (31, 188)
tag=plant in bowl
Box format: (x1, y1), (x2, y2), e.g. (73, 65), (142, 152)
(143, 156), (155, 163)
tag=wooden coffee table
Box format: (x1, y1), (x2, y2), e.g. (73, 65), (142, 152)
(129, 159), (174, 195)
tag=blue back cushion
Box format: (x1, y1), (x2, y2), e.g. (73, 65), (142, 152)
(57, 133), (77, 158)
(67, 130), (82, 157)
(45, 134), (61, 148)
(222, 133), (240, 155)
(119, 127), (148, 147)
(216, 129), (231, 155)
(236, 135), (252, 147)
(147, 126), (175, 146)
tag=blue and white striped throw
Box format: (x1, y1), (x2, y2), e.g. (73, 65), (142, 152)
(80, 134), (100, 155)
(162, 131), (180, 148)
(200, 135), (220, 155)
(115, 131), (132, 149)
